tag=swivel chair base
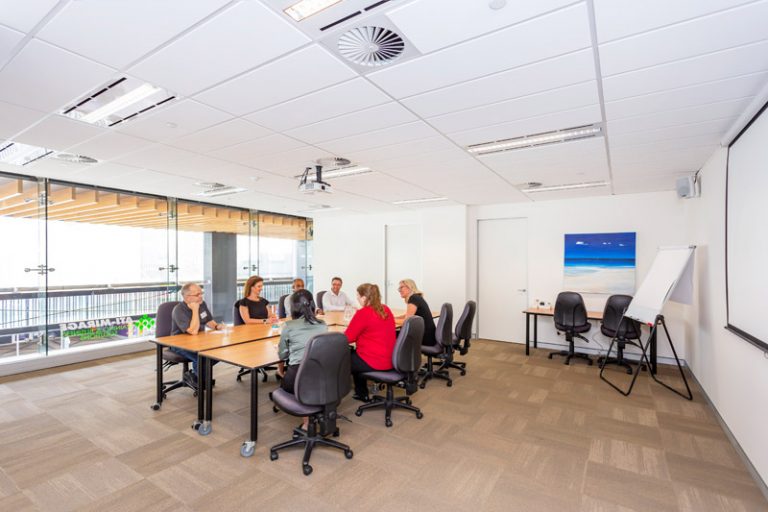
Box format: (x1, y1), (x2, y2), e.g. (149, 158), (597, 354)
(549, 351), (593, 365)
(269, 418), (352, 476)
(355, 384), (423, 427)
(418, 357), (452, 388)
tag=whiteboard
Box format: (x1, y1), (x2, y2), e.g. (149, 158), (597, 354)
(625, 246), (695, 325)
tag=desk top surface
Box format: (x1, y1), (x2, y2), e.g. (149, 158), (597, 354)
(523, 307), (603, 320)
(202, 337), (281, 367)
(154, 323), (280, 351)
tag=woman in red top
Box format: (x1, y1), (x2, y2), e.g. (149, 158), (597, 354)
(345, 283), (396, 402)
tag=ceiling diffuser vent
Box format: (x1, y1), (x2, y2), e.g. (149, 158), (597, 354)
(194, 182), (247, 198)
(54, 153), (98, 164)
(338, 26), (404, 67)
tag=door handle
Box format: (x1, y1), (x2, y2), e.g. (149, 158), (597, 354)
(517, 289), (527, 292)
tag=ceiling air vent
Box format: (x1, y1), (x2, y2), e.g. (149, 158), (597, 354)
(54, 153), (98, 164)
(194, 182), (247, 198)
(338, 26), (404, 67)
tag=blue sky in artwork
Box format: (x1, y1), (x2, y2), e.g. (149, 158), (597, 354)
(564, 232), (636, 267)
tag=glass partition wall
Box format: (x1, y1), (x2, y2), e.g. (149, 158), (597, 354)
(0, 171), (312, 363)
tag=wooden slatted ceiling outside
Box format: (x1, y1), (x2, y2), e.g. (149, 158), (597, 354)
(0, 178), (308, 239)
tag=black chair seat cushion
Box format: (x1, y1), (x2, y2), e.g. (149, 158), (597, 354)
(271, 388), (323, 416)
(163, 349), (188, 363)
(555, 322), (591, 334)
(360, 370), (404, 384)
(421, 344), (442, 356)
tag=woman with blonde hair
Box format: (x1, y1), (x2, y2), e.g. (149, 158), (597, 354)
(398, 278), (436, 347)
(344, 283), (396, 402)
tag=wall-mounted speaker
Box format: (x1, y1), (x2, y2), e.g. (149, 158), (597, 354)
(676, 175), (699, 199)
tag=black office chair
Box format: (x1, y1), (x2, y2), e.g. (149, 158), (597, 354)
(277, 293), (289, 319)
(355, 316), (425, 427)
(269, 332), (353, 476)
(598, 294), (642, 374)
(156, 301), (197, 395)
(448, 300), (476, 376)
(316, 290), (327, 311)
(233, 301), (279, 383)
(548, 292), (592, 365)
(419, 303), (454, 388)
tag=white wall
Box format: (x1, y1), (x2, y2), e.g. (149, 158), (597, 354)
(685, 146), (768, 484)
(469, 192), (690, 359)
(313, 205), (468, 312)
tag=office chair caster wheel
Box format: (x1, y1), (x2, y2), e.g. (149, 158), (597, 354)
(460, 370), (466, 376)
(198, 422), (212, 436)
(419, 382), (426, 389)
(272, 406), (279, 413)
(240, 442), (255, 458)
(303, 464), (313, 476)
(354, 409), (363, 417)
(193, 391), (198, 397)
(151, 403), (160, 411)
(385, 418), (393, 428)
(344, 449), (353, 459)
(270, 451), (278, 461)
(416, 411), (423, 419)
(446, 381), (453, 387)
(333, 428), (340, 437)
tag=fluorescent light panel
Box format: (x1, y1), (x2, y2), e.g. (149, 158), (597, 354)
(0, 142), (53, 166)
(80, 83), (161, 124)
(195, 186), (247, 197)
(523, 181), (609, 193)
(392, 197), (447, 205)
(322, 166), (372, 179)
(468, 125), (602, 155)
(284, 0), (343, 21)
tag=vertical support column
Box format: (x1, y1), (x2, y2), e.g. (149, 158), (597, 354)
(204, 232), (237, 323)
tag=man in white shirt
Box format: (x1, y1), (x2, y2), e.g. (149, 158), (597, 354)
(318, 276), (356, 313)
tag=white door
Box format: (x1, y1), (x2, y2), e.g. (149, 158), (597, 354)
(385, 224), (421, 305)
(478, 218), (528, 342)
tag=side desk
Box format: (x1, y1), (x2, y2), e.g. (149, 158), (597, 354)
(522, 307), (603, 356)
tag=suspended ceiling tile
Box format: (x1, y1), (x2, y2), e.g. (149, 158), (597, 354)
(524, 186), (611, 202)
(246, 78), (389, 133)
(66, 132), (155, 162)
(612, 172), (690, 194)
(115, 100), (232, 143)
(447, 104), (602, 147)
(0, 24), (24, 66)
(286, 102), (417, 144)
(602, 40), (768, 102)
(369, 3), (592, 98)
(128, 1), (310, 96)
(316, 121), (438, 156)
(36, 0), (231, 69)
(194, 44), (357, 116)
(599, 1), (768, 76)
(478, 137), (608, 173)
(169, 118), (272, 153)
(402, 49), (596, 119)
(429, 80), (600, 135)
(0, 39), (114, 112)
(0, 100), (47, 140)
(608, 117), (738, 148)
(330, 173), (434, 203)
(0, 0), (59, 33)
(605, 71), (768, 121)
(593, 0), (756, 43)
(244, 146), (333, 177)
(386, 0), (575, 54)
(344, 137), (460, 167)
(14, 115), (107, 152)
(209, 134), (305, 166)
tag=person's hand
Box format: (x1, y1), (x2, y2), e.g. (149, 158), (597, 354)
(190, 301), (200, 311)
(316, 309), (324, 315)
(215, 323), (224, 330)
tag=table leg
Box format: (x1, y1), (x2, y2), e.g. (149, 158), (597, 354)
(205, 357), (213, 422)
(151, 344), (163, 410)
(192, 353), (204, 432)
(241, 368), (258, 457)
(525, 313), (530, 356)
(533, 313), (538, 348)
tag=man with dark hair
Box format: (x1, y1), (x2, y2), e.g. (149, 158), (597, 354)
(318, 276), (355, 314)
(171, 282), (223, 386)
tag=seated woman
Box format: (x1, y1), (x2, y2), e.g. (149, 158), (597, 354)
(277, 289), (328, 430)
(237, 275), (272, 324)
(398, 278), (437, 347)
(344, 283), (396, 402)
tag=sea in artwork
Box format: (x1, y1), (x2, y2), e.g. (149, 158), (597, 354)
(563, 232), (636, 294)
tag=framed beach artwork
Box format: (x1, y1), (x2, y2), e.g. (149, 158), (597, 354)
(563, 232), (636, 294)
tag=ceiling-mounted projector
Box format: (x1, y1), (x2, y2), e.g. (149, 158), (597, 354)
(298, 165), (332, 194)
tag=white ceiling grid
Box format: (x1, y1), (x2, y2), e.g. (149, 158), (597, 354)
(0, 0), (764, 217)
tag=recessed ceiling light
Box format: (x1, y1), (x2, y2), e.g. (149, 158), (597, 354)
(294, 166), (372, 180)
(285, 0), (343, 21)
(489, 0), (507, 10)
(392, 197), (448, 205)
(468, 125), (602, 155)
(521, 181), (609, 193)
(0, 142), (53, 166)
(81, 83), (161, 124)
(195, 185), (248, 198)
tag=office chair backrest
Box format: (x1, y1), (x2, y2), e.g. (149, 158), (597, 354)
(393, 316), (424, 373)
(316, 290), (327, 310)
(233, 301), (245, 326)
(454, 301), (476, 341)
(553, 292), (588, 331)
(601, 294), (641, 340)
(155, 301), (180, 337)
(435, 303), (453, 348)
(278, 294), (289, 319)
(294, 332), (351, 406)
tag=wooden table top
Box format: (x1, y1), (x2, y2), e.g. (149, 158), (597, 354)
(153, 323), (282, 352)
(523, 307), (603, 320)
(203, 337), (282, 368)
(319, 309), (439, 327)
